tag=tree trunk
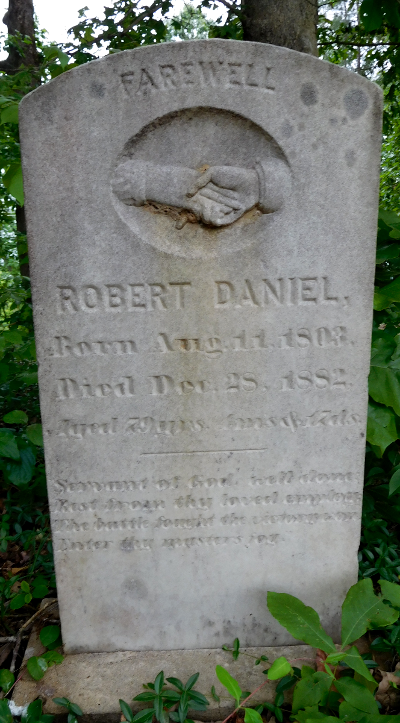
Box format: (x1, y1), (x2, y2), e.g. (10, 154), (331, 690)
(1, 0), (38, 279)
(241, 0), (318, 56)
(1, 0), (37, 71)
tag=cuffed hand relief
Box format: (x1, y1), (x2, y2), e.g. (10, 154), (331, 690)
(112, 158), (290, 227)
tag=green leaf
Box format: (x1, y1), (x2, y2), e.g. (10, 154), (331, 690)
(292, 672), (332, 714)
(42, 650), (64, 666)
(292, 706), (325, 723)
(1, 104), (18, 124)
(18, 370), (38, 385)
(68, 702), (83, 717)
(26, 423), (43, 446)
(376, 244), (400, 263)
(119, 698), (135, 723)
(389, 469), (400, 496)
(10, 593), (26, 610)
(267, 656), (292, 680)
(154, 671), (164, 694)
(379, 209), (400, 228)
(232, 637), (240, 660)
(338, 701), (366, 721)
(32, 584), (50, 598)
(26, 699), (43, 722)
(210, 685), (220, 702)
(374, 292), (395, 311)
(301, 666), (315, 679)
(0, 669), (14, 694)
(385, 0), (400, 27)
(188, 690), (208, 707)
(369, 366), (400, 415)
(360, 0), (384, 31)
(276, 672), (300, 693)
(376, 276), (400, 302)
(40, 625), (61, 647)
(0, 700), (13, 723)
(43, 46), (70, 68)
(2, 330), (23, 345)
(0, 363), (9, 383)
(244, 709), (263, 723)
(177, 691), (188, 723)
(0, 430), (20, 460)
(119, 700), (134, 723)
(379, 579), (400, 607)
(371, 337), (395, 367)
(267, 592), (336, 653)
(342, 647), (377, 684)
(5, 446), (36, 486)
(3, 161), (24, 205)
(27, 655), (48, 680)
(52, 698), (70, 708)
(56, 49), (70, 68)
(215, 665), (242, 705)
(133, 692), (157, 702)
(367, 401), (398, 455)
(341, 579), (399, 646)
(20, 580), (30, 593)
(3, 410), (28, 424)
(166, 677), (184, 691)
(334, 677), (379, 715)
(185, 672), (200, 690)
(153, 695), (165, 723)
(325, 651), (344, 665)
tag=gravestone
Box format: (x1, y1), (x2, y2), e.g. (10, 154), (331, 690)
(19, 39), (382, 655)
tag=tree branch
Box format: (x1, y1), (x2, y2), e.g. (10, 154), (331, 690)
(214, 0), (240, 11)
(92, 1), (168, 44)
(126, 1), (166, 30)
(320, 40), (400, 46)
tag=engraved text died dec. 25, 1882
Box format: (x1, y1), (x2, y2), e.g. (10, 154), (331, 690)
(19, 39), (382, 653)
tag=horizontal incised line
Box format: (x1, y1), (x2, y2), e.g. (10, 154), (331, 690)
(141, 448), (268, 456)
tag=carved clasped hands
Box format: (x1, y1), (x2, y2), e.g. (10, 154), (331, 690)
(112, 158), (289, 227)
(187, 166), (260, 226)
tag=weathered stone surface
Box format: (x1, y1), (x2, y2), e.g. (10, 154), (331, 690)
(13, 644), (314, 722)
(19, 39), (382, 653)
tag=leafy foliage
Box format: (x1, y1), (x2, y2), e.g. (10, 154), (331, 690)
(164, 3), (211, 40)
(219, 581), (400, 722)
(119, 671), (209, 723)
(52, 698), (83, 723)
(26, 623), (64, 681)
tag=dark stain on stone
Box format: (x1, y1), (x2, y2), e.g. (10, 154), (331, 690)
(344, 88), (368, 119)
(345, 149), (356, 167)
(281, 121), (293, 138)
(300, 82), (318, 106)
(91, 81), (105, 98)
(123, 578), (148, 599)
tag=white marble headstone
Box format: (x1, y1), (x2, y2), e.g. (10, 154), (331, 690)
(19, 40), (382, 653)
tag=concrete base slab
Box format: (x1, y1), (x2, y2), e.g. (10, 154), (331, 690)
(12, 604), (315, 721)
(13, 643), (315, 722)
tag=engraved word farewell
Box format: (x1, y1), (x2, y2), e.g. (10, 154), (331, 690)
(121, 60), (275, 97)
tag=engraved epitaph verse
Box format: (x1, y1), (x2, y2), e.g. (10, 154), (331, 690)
(19, 40), (382, 653)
